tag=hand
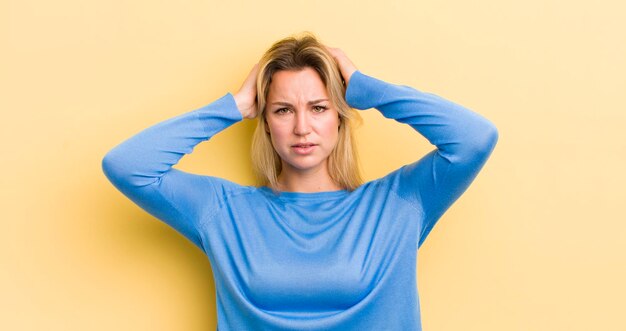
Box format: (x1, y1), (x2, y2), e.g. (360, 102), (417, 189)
(324, 45), (358, 87)
(233, 63), (259, 119)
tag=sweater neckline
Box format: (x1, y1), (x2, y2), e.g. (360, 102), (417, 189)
(258, 186), (349, 201)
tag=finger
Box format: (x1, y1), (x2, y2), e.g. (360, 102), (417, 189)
(324, 45), (338, 57)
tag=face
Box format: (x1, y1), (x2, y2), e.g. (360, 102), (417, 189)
(264, 67), (341, 176)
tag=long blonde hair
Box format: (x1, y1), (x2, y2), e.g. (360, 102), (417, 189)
(251, 31), (363, 192)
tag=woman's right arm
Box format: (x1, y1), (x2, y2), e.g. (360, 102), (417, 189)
(102, 64), (258, 249)
(101, 93), (244, 249)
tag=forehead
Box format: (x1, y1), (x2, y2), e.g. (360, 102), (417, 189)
(267, 67), (328, 101)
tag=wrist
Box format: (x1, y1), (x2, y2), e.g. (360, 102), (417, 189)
(233, 93), (249, 118)
(338, 61), (357, 86)
(344, 68), (357, 86)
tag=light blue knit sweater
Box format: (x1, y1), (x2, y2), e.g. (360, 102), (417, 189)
(102, 70), (498, 330)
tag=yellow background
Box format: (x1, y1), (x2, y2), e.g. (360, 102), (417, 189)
(2, 0), (625, 330)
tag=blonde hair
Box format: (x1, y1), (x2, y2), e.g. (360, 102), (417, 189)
(251, 31), (364, 192)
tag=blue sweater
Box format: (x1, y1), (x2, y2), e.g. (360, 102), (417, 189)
(102, 70), (498, 330)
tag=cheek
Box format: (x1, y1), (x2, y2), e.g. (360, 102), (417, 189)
(316, 126), (339, 151)
(267, 123), (290, 145)
(325, 118), (341, 139)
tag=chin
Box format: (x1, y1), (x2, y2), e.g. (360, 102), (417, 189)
(288, 163), (323, 172)
(282, 158), (327, 172)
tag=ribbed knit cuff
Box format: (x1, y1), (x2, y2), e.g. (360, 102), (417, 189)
(344, 70), (390, 110)
(194, 92), (244, 137)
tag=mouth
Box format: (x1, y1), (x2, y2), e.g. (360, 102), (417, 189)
(291, 143), (317, 147)
(291, 143), (317, 154)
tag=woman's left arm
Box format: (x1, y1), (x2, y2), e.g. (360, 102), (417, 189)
(327, 46), (499, 248)
(345, 70), (499, 249)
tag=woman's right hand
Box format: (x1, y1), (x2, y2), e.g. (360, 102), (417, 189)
(233, 63), (259, 119)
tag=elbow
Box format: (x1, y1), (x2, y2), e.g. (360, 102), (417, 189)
(101, 150), (118, 184)
(101, 148), (130, 187)
(489, 121), (499, 146)
(484, 121), (499, 150)
(101, 151), (113, 177)
(457, 120), (499, 162)
(101, 146), (161, 189)
(473, 120), (499, 159)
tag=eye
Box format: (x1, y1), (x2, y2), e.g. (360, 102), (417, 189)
(313, 105), (328, 113)
(275, 107), (290, 114)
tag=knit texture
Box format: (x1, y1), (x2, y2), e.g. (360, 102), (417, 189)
(102, 70), (499, 330)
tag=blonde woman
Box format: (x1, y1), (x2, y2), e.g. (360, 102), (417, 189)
(102, 31), (498, 330)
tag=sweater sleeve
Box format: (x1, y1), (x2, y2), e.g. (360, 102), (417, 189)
(101, 93), (244, 250)
(345, 70), (499, 249)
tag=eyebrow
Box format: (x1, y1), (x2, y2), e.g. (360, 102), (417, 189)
(271, 99), (329, 106)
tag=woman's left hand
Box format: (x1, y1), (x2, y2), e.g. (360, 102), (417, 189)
(324, 45), (358, 87)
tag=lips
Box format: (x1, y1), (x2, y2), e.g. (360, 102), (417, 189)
(292, 143), (317, 147)
(291, 143), (317, 155)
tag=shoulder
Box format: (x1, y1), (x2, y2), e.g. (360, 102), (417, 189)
(364, 165), (407, 191)
(198, 175), (254, 198)
(359, 164), (423, 208)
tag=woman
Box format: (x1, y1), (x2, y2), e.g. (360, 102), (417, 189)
(102, 32), (498, 331)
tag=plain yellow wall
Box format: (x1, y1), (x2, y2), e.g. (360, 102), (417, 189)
(2, 0), (625, 330)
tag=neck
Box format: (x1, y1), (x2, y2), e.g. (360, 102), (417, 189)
(275, 164), (343, 193)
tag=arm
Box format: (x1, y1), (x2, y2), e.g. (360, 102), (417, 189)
(345, 70), (499, 249)
(102, 64), (258, 250)
(101, 93), (244, 249)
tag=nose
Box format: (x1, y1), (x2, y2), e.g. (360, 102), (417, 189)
(293, 110), (311, 136)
